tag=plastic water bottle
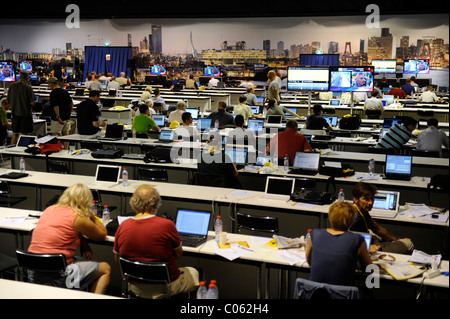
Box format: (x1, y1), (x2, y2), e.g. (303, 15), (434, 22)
(283, 155), (289, 172)
(305, 229), (312, 247)
(102, 205), (110, 225)
(132, 127), (136, 139)
(122, 168), (129, 187)
(196, 281), (208, 299)
(91, 200), (97, 217)
(206, 283), (218, 299)
(19, 157), (26, 173)
(338, 189), (345, 202)
(307, 106), (311, 116)
(214, 119), (219, 130)
(214, 215), (223, 242)
(368, 159), (375, 176)
(210, 280), (219, 297)
(273, 152), (278, 168)
(262, 106), (267, 117)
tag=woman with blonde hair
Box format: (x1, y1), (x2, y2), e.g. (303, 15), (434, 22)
(28, 183), (111, 294)
(305, 201), (372, 287)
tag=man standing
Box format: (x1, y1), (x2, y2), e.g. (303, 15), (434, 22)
(76, 90), (106, 136)
(7, 71), (35, 145)
(266, 70), (280, 104)
(48, 77), (73, 149)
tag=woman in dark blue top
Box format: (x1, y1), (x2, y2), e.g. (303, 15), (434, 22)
(306, 201), (372, 286)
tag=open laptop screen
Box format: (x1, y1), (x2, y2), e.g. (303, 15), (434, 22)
(247, 119), (264, 133)
(225, 147), (248, 164)
(323, 116), (338, 126)
(265, 176), (295, 195)
(95, 165), (121, 183)
(292, 152), (320, 170)
(175, 209), (211, 236)
(267, 115), (282, 124)
(17, 135), (36, 147)
(152, 115), (166, 127)
(373, 191), (399, 211)
(159, 130), (174, 141)
(385, 155), (412, 175)
(383, 118), (401, 128)
(197, 118), (212, 130)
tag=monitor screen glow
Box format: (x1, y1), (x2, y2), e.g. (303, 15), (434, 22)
(287, 66), (330, 92)
(329, 66), (374, 92)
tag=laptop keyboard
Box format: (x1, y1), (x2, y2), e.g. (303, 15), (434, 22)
(369, 210), (398, 218)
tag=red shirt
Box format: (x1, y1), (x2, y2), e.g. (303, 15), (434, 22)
(113, 216), (181, 281)
(268, 129), (312, 164)
(387, 88), (407, 98)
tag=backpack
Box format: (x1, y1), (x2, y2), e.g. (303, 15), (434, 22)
(339, 114), (361, 130)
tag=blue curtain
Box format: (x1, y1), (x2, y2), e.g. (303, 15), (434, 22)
(300, 54), (340, 66)
(84, 46), (132, 81)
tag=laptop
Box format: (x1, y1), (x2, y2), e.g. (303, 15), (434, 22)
(225, 147), (248, 169)
(158, 129), (175, 143)
(369, 190), (400, 218)
(92, 164), (121, 187)
(352, 232), (372, 250)
(175, 209), (211, 248)
(284, 107), (297, 116)
(98, 124), (124, 141)
(383, 95), (394, 105)
(186, 108), (199, 120)
(267, 115), (282, 124)
(255, 155), (271, 166)
(323, 116), (338, 126)
(262, 176), (296, 201)
(256, 96), (265, 105)
(329, 99), (340, 106)
(303, 135), (312, 144)
(382, 118), (401, 128)
(247, 119), (264, 135)
(152, 115), (166, 127)
(384, 154), (412, 181)
(197, 118), (212, 131)
(15, 135), (37, 149)
(250, 106), (259, 115)
(288, 152), (321, 176)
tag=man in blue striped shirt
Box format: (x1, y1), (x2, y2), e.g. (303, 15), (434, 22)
(376, 116), (417, 151)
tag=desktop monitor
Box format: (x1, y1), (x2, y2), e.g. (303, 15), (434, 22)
(152, 114), (166, 127)
(186, 108), (199, 120)
(403, 59), (430, 74)
(203, 66), (221, 77)
(225, 147), (248, 165)
(292, 152), (321, 171)
(19, 61), (33, 73)
(150, 64), (167, 75)
(329, 66), (374, 92)
(371, 59), (397, 74)
(0, 60), (16, 82)
(286, 66), (330, 92)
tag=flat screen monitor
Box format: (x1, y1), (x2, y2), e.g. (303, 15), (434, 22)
(403, 59), (430, 74)
(329, 66), (374, 92)
(299, 54), (340, 66)
(150, 64), (167, 75)
(186, 108), (199, 120)
(19, 61), (33, 73)
(0, 61), (16, 82)
(204, 66), (221, 77)
(286, 66), (330, 92)
(152, 115), (166, 127)
(371, 59), (396, 74)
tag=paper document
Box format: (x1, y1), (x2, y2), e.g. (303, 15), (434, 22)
(276, 250), (307, 266)
(215, 243), (254, 261)
(403, 204), (440, 218)
(0, 216), (27, 226)
(408, 250), (442, 266)
(378, 262), (425, 280)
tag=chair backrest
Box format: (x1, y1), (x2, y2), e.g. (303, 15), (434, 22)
(367, 146), (397, 155)
(411, 149), (440, 158)
(48, 160), (69, 174)
(236, 212), (279, 236)
(137, 167), (168, 182)
(0, 181), (11, 196)
(16, 249), (67, 273)
(365, 109), (382, 119)
(80, 140), (103, 151)
(294, 278), (359, 300)
(427, 174), (450, 206)
(189, 172), (226, 187)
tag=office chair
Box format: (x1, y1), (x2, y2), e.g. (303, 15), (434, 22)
(427, 174), (449, 207)
(364, 109), (382, 119)
(330, 131), (351, 138)
(119, 257), (171, 299)
(417, 110), (434, 121)
(293, 278), (359, 300)
(236, 212), (279, 237)
(189, 172), (226, 187)
(0, 252), (18, 280)
(137, 167), (168, 182)
(80, 140), (103, 151)
(47, 160), (69, 174)
(411, 149), (440, 158)
(321, 108), (336, 115)
(0, 181), (27, 207)
(367, 146), (397, 155)
(15, 249), (67, 285)
(310, 141), (328, 149)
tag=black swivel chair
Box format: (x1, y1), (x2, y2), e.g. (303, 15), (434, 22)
(365, 109), (382, 119)
(367, 146), (397, 155)
(0, 181), (27, 207)
(47, 160), (69, 174)
(236, 213), (279, 237)
(137, 167), (169, 182)
(411, 149), (440, 158)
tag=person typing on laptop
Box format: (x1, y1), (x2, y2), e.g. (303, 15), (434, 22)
(113, 185), (199, 299)
(349, 182), (414, 254)
(305, 104), (333, 131)
(375, 116), (417, 151)
(132, 104), (161, 137)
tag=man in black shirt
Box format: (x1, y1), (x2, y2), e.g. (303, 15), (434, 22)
(76, 90), (106, 136)
(48, 77), (73, 149)
(305, 104), (332, 131)
(207, 101), (234, 129)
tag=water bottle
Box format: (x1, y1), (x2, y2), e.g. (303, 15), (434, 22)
(196, 281), (208, 299)
(307, 106), (311, 116)
(91, 200), (97, 217)
(122, 168), (129, 187)
(368, 158), (375, 176)
(262, 106), (267, 117)
(214, 119), (219, 130)
(206, 283), (218, 299)
(102, 205), (110, 225)
(19, 157), (26, 173)
(338, 189), (345, 202)
(283, 154), (289, 172)
(210, 280), (219, 296)
(273, 152), (278, 168)
(214, 215), (223, 242)
(132, 126), (136, 139)
(305, 229), (312, 247)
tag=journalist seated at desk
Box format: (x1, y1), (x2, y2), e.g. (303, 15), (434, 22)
(113, 185), (199, 299)
(226, 114), (256, 147)
(76, 90), (106, 136)
(306, 201), (372, 287)
(375, 116), (417, 151)
(27, 184), (111, 294)
(349, 182), (414, 254)
(132, 103), (161, 136)
(175, 111), (199, 141)
(305, 104), (333, 131)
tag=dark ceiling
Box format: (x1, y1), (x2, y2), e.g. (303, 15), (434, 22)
(5, 0), (449, 19)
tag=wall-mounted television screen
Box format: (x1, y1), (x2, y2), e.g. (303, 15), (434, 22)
(287, 66), (330, 91)
(204, 66), (221, 77)
(371, 59), (396, 74)
(300, 54), (340, 66)
(329, 66), (374, 92)
(0, 61), (16, 82)
(403, 59), (430, 74)
(19, 61), (33, 73)
(150, 64), (167, 75)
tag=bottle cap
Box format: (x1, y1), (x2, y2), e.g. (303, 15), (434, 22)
(199, 281), (205, 286)
(307, 229), (312, 232)
(211, 280), (217, 284)
(217, 215), (221, 219)
(104, 205), (108, 208)
(209, 283), (215, 288)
